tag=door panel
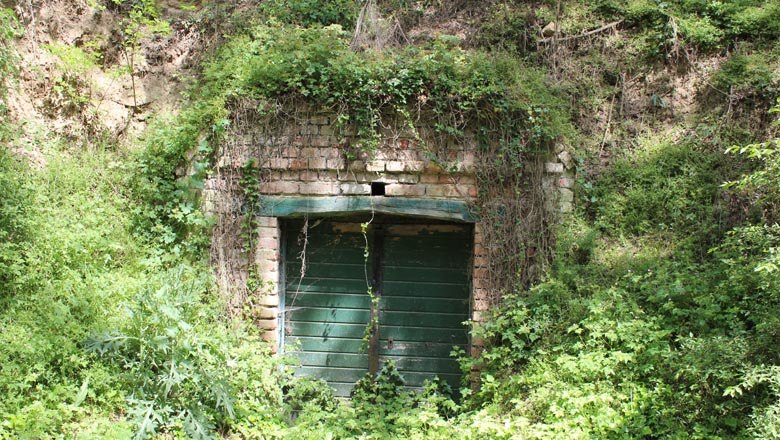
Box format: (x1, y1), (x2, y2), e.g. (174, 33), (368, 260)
(284, 220), (371, 396)
(379, 224), (472, 390)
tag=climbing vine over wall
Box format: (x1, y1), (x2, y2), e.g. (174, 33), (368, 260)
(135, 22), (573, 310)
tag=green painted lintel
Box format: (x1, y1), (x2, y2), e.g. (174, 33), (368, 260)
(258, 196), (478, 222)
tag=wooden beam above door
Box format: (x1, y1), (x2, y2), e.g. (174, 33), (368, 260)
(256, 196), (478, 223)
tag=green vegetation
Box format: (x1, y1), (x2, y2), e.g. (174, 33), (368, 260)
(262, 0), (359, 28)
(1, 0), (780, 438)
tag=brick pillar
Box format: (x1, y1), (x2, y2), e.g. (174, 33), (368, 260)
(471, 222), (489, 357)
(254, 216), (281, 349)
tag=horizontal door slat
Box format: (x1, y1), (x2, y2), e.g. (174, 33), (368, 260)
(288, 307), (371, 324)
(381, 282), (469, 298)
(381, 296), (469, 313)
(297, 366), (368, 384)
(293, 352), (369, 369)
(286, 262), (365, 279)
(285, 278), (370, 295)
(379, 340), (464, 358)
(290, 322), (367, 339)
(288, 336), (366, 354)
(379, 325), (468, 344)
(382, 356), (462, 374)
(393, 370), (461, 388)
(380, 311), (466, 328)
(382, 266), (468, 284)
(291, 292), (371, 309)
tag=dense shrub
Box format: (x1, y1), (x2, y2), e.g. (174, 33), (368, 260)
(87, 265), (286, 438)
(261, 0), (359, 29)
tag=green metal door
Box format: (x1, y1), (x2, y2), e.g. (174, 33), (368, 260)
(283, 218), (472, 396)
(378, 224), (471, 391)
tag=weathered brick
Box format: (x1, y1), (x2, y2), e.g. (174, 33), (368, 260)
(256, 216), (278, 227)
(283, 146), (299, 158)
(404, 161), (426, 172)
(319, 147), (341, 159)
(474, 256), (488, 267)
(458, 175), (477, 185)
(460, 151), (476, 167)
(473, 288), (490, 302)
(327, 158), (346, 170)
(254, 249), (279, 263)
(310, 115), (329, 125)
(558, 177), (575, 188)
(257, 259), (278, 274)
(425, 184), (458, 197)
(311, 136), (331, 147)
(355, 172), (376, 182)
(558, 150), (573, 169)
(257, 226), (279, 239)
(420, 174), (439, 184)
(473, 298), (490, 311)
(423, 162), (444, 173)
(472, 277), (489, 290)
(340, 183), (371, 195)
(267, 158), (289, 169)
(256, 318), (278, 330)
(255, 293), (279, 307)
(299, 182), (340, 195)
(318, 170), (338, 181)
(559, 188), (574, 203)
(397, 174), (419, 184)
(385, 161), (405, 172)
(366, 160), (385, 172)
(289, 159), (308, 170)
(308, 158), (328, 170)
(254, 306), (277, 320)
(279, 170), (298, 181)
(258, 269), (279, 284)
(347, 160), (366, 171)
(300, 170), (318, 182)
(375, 175), (398, 184)
(545, 162), (564, 173)
(260, 329), (278, 347)
(374, 150), (391, 160)
(259, 181), (299, 194)
(473, 268), (489, 279)
(385, 184), (426, 197)
(259, 237), (279, 251)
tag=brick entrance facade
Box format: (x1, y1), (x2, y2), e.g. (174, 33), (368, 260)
(203, 108), (573, 353)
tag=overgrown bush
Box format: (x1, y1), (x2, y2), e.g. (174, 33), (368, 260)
(87, 265), (286, 438)
(261, 0), (359, 29)
(0, 145), (143, 437)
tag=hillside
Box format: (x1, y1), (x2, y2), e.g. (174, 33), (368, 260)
(1, 0), (779, 438)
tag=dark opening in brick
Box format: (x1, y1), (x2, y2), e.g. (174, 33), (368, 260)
(371, 182), (386, 196)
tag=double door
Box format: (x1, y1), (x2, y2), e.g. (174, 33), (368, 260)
(282, 217), (472, 396)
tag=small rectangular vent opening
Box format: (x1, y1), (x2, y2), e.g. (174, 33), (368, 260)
(371, 182), (387, 196)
